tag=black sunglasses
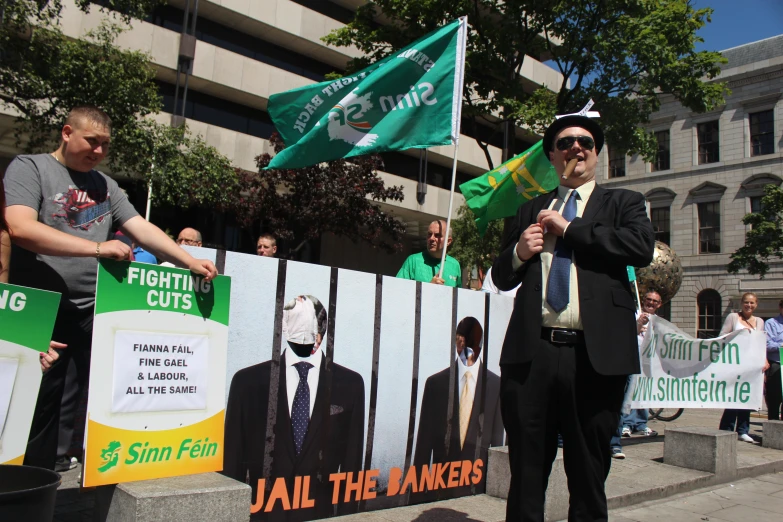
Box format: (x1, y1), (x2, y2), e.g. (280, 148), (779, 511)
(555, 135), (595, 151)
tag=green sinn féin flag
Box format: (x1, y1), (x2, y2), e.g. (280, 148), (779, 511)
(266, 18), (467, 170)
(459, 140), (560, 235)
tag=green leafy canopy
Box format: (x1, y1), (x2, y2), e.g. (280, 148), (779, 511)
(728, 184), (783, 279)
(0, 0), (238, 209)
(323, 0), (728, 169)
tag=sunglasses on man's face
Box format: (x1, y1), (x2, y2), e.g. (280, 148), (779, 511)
(555, 135), (595, 151)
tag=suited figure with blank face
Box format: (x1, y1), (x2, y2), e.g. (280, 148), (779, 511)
(413, 316), (504, 500)
(223, 295), (365, 520)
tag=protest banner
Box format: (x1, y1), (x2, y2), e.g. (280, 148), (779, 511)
(82, 260), (231, 487)
(630, 316), (766, 409)
(0, 283), (60, 465)
(186, 248), (513, 520)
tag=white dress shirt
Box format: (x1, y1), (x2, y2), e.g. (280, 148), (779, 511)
(512, 180), (596, 329)
(285, 347), (323, 417)
(456, 353), (481, 409)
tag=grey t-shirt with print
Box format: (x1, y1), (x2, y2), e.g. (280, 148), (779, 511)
(4, 153), (139, 311)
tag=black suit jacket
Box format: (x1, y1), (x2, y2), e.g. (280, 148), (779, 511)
(492, 184), (654, 375)
(413, 360), (504, 499)
(223, 351), (365, 521)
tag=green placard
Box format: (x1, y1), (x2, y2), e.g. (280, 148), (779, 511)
(0, 282), (61, 352)
(94, 260), (231, 326)
(627, 266), (637, 282)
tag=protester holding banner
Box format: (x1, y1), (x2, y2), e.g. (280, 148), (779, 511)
(397, 220), (462, 287)
(492, 112), (654, 521)
(765, 300), (783, 421)
(3, 105), (218, 471)
(718, 292), (767, 442)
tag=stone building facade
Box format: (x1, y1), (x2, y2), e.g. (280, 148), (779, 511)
(602, 35), (783, 335)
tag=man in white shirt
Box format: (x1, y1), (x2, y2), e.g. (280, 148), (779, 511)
(413, 317), (504, 500)
(223, 294), (365, 519)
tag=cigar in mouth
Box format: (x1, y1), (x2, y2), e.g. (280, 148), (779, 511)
(561, 158), (579, 180)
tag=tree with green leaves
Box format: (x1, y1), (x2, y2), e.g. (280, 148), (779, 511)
(324, 0), (728, 169)
(728, 184), (783, 279)
(448, 203), (503, 286)
(232, 133), (407, 254)
(0, 0), (239, 209)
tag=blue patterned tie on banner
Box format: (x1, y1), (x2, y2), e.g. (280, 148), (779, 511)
(546, 192), (579, 312)
(291, 361), (314, 455)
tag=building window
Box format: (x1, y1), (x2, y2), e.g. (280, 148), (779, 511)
(697, 290), (722, 339)
(698, 201), (721, 253)
(750, 110), (774, 156)
(652, 130), (670, 171)
(697, 121), (719, 164)
(658, 301), (671, 322)
(651, 207), (671, 245)
(750, 195), (764, 214)
(609, 148), (626, 178)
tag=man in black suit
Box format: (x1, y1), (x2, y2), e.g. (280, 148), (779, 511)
(413, 317), (504, 500)
(223, 296), (365, 521)
(492, 114), (654, 521)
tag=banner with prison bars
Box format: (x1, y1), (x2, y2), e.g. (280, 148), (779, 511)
(182, 246), (512, 519)
(630, 316), (766, 410)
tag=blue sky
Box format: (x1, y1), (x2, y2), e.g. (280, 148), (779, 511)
(693, 0), (782, 51)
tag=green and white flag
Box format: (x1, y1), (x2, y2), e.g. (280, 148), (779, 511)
(0, 283), (60, 464)
(459, 141), (559, 235)
(266, 17), (467, 170)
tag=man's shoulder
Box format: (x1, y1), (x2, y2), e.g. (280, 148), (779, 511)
(332, 362), (364, 385)
(7, 153), (49, 172)
(405, 252), (426, 263)
(232, 360), (273, 384)
(446, 255), (461, 269)
(602, 186), (644, 202)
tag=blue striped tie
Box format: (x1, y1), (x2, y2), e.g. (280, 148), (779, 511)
(546, 192), (579, 312)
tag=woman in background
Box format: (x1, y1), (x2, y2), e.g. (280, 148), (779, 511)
(718, 292), (768, 442)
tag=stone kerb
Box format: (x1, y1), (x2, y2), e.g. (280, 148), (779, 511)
(94, 472), (251, 522)
(664, 427), (737, 478)
(486, 445), (568, 521)
(762, 420), (783, 450)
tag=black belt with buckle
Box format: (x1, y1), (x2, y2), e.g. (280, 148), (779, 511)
(542, 327), (584, 345)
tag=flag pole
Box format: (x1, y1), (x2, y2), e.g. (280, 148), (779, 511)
(145, 163), (154, 221)
(438, 16), (468, 280)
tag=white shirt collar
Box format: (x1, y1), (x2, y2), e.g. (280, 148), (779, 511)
(456, 351), (481, 383)
(285, 345), (323, 371)
(557, 179), (596, 203)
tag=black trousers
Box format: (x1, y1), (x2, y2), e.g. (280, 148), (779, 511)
(767, 362), (782, 421)
(24, 308), (93, 470)
(500, 337), (626, 522)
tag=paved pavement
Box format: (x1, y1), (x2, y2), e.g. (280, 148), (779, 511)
(53, 408), (782, 521)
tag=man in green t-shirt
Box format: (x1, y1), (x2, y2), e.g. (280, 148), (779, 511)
(396, 220), (462, 287)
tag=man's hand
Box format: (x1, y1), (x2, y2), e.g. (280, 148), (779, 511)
(515, 224), (544, 262)
(98, 240), (132, 261)
(764, 360), (771, 372)
(430, 275), (445, 285)
(537, 210), (569, 237)
(637, 312), (650, 335)
(189, 259), (219, 281)
(40, 341), (67, 372)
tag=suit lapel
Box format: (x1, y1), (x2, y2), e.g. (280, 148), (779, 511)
(277, 351), (296, 463)
(581, 184), (609, 222)
(465, 363), (484, 448)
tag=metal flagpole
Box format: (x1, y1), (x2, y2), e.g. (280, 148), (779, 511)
(145, 163), (154, 221)
(438, 16), (468, 280)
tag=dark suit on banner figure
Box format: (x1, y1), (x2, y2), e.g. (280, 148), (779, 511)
(414, 316), (504, 500)
(223, 295), (365, 521)
(492, 112), (654, 521)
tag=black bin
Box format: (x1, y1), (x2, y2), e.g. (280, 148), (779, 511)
(0, 464), (61, 521)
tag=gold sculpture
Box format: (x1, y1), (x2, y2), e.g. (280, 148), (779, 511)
(636, 241), (683, 305)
